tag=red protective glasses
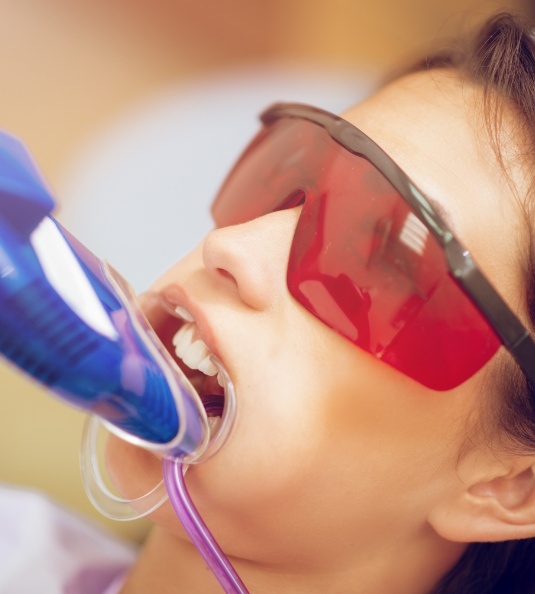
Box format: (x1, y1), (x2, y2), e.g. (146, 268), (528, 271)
(211, 103), (535, 390)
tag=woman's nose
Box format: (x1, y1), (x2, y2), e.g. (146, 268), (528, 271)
(202, 207), (301, 310)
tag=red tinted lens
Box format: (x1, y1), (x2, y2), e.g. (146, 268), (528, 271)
(212, 118), (501, 390)
(212, 119), (326, 225)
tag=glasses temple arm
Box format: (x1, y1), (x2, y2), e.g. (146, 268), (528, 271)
(445, 240), (535, 387)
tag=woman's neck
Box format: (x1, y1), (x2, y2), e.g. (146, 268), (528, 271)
(119, 525), (466, 594)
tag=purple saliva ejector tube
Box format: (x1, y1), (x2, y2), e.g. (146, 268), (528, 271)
(0, 130), (214, 462)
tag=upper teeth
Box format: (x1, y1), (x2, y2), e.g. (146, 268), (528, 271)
(172, 322), (218, 377)
(174, 305), (194, 322)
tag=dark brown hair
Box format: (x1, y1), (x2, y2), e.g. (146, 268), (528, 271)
(410, 11), (535, 594)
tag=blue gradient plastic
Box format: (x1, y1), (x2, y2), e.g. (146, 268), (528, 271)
(0, 131), (209, 457)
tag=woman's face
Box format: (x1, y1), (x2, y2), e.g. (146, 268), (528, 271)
(106, 70), (528, 571)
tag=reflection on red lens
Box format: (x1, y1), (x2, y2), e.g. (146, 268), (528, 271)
(286, 125), (500, 390)
(212, 117), (501, 390)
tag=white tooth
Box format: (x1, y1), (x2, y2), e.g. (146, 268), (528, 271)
(198, 357), (217, 376)
(182, 340), (210, 369)
(172, 323), (195, 357)
(171, 323), (220, 377)
(217, 371), (225, 387)
(172, 323), (188, 345)
(174, 305), (194, 322)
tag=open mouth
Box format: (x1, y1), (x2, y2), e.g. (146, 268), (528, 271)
(133, 289), (237, 461)
(149, 296), (229, 424)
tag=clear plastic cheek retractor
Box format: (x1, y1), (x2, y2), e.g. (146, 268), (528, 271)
(0, 131), (248, 593)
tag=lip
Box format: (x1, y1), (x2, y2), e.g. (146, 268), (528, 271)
(157, 282), (226, 373)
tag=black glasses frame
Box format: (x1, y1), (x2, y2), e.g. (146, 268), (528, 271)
(261, 102), (535, 387)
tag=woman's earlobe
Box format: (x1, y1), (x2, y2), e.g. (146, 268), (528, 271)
(428, 456), (535, 543)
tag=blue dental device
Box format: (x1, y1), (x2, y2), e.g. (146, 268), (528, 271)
(0, 129), (247, 593)
(0, 130), (211, 458)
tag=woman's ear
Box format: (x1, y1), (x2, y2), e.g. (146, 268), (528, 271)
(428, 452), (535, 543)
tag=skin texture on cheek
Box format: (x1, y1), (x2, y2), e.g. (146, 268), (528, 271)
(107, 307), (479, 572)
(108, 259), (467, 570)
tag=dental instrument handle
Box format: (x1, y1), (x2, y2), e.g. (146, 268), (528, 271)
(0, 129), (208, 458)
(0, 128), (247, 591)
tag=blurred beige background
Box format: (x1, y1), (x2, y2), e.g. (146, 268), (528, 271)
(0, 0), (529, 543)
